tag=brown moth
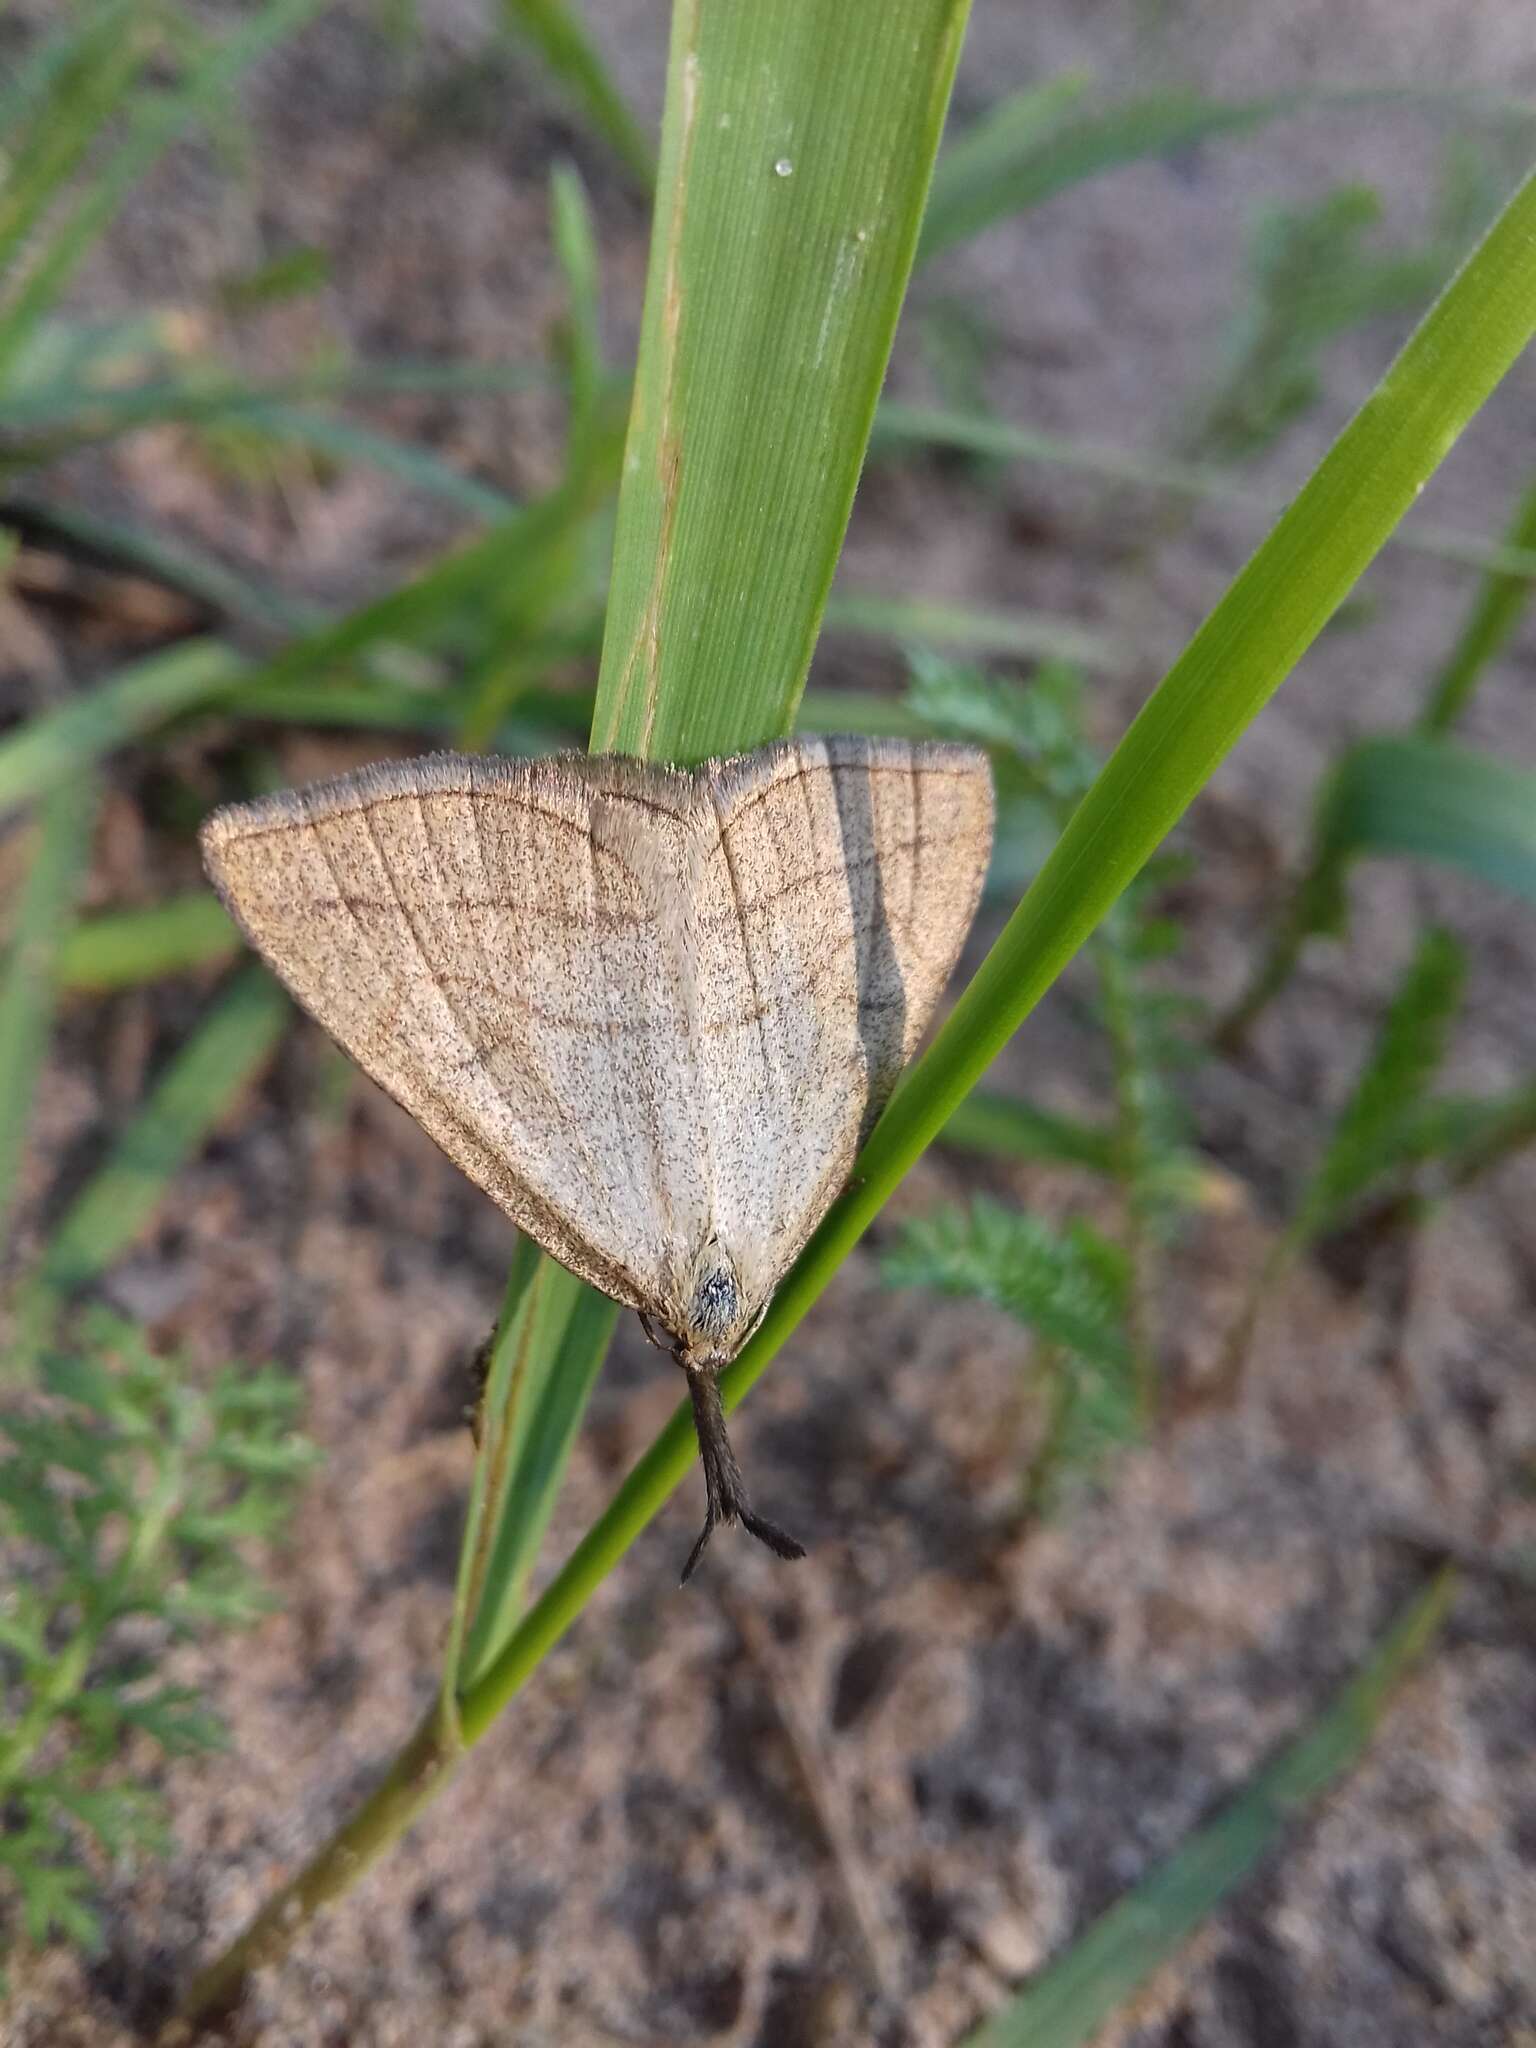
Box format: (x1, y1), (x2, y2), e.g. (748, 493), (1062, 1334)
(201, 736), (993, 1578)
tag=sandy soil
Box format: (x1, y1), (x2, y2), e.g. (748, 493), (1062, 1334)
(3, 2), (1535, 2044)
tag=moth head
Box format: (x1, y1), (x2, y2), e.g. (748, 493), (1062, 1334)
(675, 1240), (757, 1368)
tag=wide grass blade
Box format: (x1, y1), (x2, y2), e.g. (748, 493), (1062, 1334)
(458, 161), (1536, 1739)
(40, 968), (287, 1294)
(0, 643), (238, 820)
(0, 781), (99, 1242)
(450, 0), (976, 1691)
(960, 1572), (1454, 2048)
(594, 0), (972, 761)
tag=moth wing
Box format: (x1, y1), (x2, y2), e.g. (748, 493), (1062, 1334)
(200, 752), (714, 1312)
(692, 735), (993, 1302)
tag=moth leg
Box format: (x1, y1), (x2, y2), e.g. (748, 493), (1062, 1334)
(679, 1363), (806, 1585)
(637, 1309), (671, 1353)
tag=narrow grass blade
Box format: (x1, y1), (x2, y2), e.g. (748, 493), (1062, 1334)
(459, 163), (1536, 1741)
(824, 588), (1117, 667)
(549, 162), (603, 452)
(873, 402), (1536, 584)
(1419, 474), (1536, 731)
(593, 0), (972, 762)
(57, 895), (239, 993)
(0, 0), (327, 383)
(939, 1089), (1116, 1173)
(920, 86), (1308, 262)
(0, 358), (546, 441)
(0, 494), (316, 636)
(961, 1571), (1455, 2048)
(218, 403), (517, 519)
(1303, 928), (1465, 1233)
(40, 968), (287, 1294)
(0, 781), (98, 1241)
(496, 0), (655, 191)
(0, 643), (238, 820)
(0, 3), (128, 144)
(919, 83), (1536, 265)
(0, 0), (142, 287)
(442, 1237), (539, 1707)
(447, 1254), (618, 1695)
(236, 434), (618, 704)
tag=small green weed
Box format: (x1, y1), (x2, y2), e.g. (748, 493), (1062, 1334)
(0, 1311), (315, 1971)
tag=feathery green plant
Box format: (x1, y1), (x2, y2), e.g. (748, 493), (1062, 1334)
(0, 1311), (315, 1972)
(884, 1201), (1138, 1513)
(887, 656), (1199, 1485)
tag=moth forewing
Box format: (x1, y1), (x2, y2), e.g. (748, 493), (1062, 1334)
(201, 736), (993, 1576)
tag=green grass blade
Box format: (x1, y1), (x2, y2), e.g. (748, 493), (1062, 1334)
(920, 86), (1308, 263)
(0, 493), (317, 635)
(1220, 730), (1536, 1060)
(1419, 474), (1536, 731)
(455, 0), (974, 1685)
(824, 588), (1118, 667)
(0, 642), (238, 820)
(459, 161), (1536, 1741)
(0, 4), (126, 143)
(873, 401), (1536, 583)
(0, 0), (143, 288)
(939, 1089), (1117, 1173)
(497, 0), (655, 191)
(218, 402), (517, 518)
(0, 780), (99, 1242)
(549, 162), (604, 451)
(442, 1238), (540, 1706)
(961, 1571), (1454, 2048)
(235, 434), (618, 704)
(40, 967), (287, 1294)
(455, 1261), (617, 1689)
(593, 0), (972, 762)
(1304, 928), (1465, 1233)
(0, 357), (546, 440)
(919, 82), (1536, 265)
(0, 0), (327, 383)
(1315, 735), (1536, 907)
(57, 894), (239, 993)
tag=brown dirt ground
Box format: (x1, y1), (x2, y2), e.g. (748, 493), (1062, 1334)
(4, 3), (1536, 2044)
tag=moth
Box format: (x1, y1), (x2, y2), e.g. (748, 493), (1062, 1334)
(201, 736), (993, 1578)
